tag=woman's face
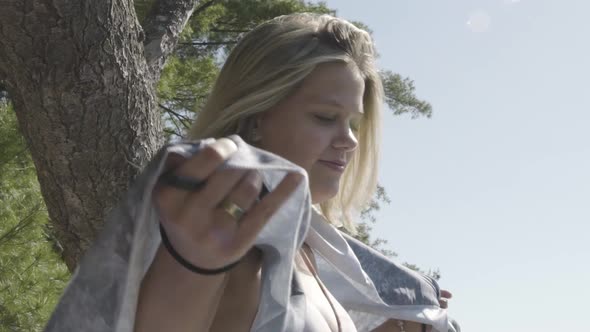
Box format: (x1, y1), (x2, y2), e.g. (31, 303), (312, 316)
(256, 62), (365, 204)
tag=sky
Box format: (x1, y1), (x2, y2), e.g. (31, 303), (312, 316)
(323, 0), (590, 331)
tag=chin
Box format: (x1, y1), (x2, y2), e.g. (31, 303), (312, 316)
(310, 186), (339, 204)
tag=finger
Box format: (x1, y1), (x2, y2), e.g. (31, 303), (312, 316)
(154, 138), (238, 217)
(438, 298), (448, 309)
(192, 168), (248, 208)
(175, 169), (245, 236)
(176, 170), (260, 240)
(230, 172), (303, 253)
(175, 137), (238, 180)
(440, 289), (453, 299)
(221, 170), (263, 212)
(206, 208), (241, 249)
(153, 153), (196, 219)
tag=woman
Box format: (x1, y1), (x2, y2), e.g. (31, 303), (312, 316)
(134, 13), (453, 332)
(44, 13), (455, 332)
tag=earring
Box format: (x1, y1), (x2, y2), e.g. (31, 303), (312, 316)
(250, 128), (262, 142)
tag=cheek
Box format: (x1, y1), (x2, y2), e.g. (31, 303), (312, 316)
(259, 111), (333, 170)
(289, 128), (331, 168)
(259, 126), (310, 170)
(281, 140), (322, 172)
(262, 127), (326, 171)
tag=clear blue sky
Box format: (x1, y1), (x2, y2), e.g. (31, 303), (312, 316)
(324, 0), (590, 331)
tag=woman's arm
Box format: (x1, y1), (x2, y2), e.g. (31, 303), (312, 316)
(133, 138), (303, 331)
(133, 244), (229, 332)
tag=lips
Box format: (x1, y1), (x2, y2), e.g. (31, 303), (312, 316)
(323, 160), (346, 167)
(319, 160), (346, 172)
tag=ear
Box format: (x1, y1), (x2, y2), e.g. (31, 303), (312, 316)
(248, 115), (263, 143)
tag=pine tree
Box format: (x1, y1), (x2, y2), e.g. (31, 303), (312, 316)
(0, 101), (69, 331)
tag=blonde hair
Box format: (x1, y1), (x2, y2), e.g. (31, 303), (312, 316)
(188, 13), (383, 235)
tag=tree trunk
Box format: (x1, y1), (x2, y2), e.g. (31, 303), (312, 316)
(0, 0), (162, 271)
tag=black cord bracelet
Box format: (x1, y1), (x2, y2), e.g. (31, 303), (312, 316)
(159, 223), (241, 275)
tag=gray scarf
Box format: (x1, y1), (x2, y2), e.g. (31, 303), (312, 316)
(44, 135), (460, 332)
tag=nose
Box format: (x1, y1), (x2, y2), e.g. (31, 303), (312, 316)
(332, 126), (359, 152)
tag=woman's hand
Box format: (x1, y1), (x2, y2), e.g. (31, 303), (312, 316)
(153, 137), (303, 271)
(439, 289), (453, 309)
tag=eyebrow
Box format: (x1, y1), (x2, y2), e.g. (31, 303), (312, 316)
(308, 98), (346, 109)
(308, 98), (364, 116)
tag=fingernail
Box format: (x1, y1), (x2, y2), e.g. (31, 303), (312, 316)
(218, 137), (238, 155)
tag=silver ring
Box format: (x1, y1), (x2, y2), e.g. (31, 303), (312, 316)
(219, 199), (245, 221)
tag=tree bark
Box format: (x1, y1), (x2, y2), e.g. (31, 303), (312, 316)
(0, 0), (191, 271)
(142, 0), (216, 79)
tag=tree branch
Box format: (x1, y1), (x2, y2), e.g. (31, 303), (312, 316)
(179, 40), (238, 46)
(142, 0), (218, 80)
(209, 27), (250, 33)
(163, 128), (182, 138)
(159, 103), (191, 123)
(192, 0), (218, 16)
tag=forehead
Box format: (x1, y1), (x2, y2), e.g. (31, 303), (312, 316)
(295, 62), (365, 110)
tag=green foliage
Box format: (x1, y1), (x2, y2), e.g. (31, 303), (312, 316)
(403, 263), (441, 281)
(134, 0), (155, 22)
(158, 55), (220, 140)
(355, 185), (397, 257)
(381, 70), (433, 118)
(354, 187), (441, 280)
(0, 102), (69, 332)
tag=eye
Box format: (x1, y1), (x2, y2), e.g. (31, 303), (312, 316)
(314, 114), (336, 122)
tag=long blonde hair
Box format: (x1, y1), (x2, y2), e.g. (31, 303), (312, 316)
(188, 13), (383, 235)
